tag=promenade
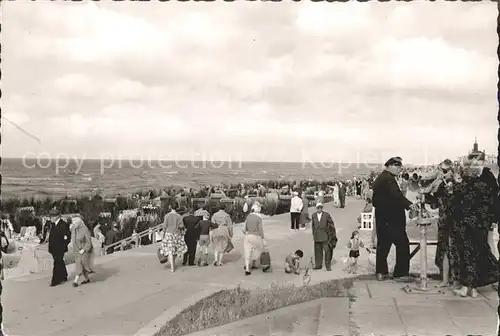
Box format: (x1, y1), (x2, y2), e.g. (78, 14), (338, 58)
(3, 197), (498, 336)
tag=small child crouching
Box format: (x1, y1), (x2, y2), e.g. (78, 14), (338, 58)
(284, 249), (304, 275)
(345, 230), (364, 274)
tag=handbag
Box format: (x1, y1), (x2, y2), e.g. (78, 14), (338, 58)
(157, 247), (168, 264)
(224, 240), (234, 253)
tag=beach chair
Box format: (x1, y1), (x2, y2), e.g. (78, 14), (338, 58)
(360, 208), (375, 231)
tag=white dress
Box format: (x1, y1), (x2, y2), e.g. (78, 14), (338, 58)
(333, 185), (340, 207)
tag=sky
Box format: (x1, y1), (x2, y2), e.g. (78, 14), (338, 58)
(2, 1), (498, 165)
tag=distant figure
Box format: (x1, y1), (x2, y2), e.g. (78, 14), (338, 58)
(299, 192), (309, 230)
(47, 208), (71, 287)
(372, 157), (418, 283)
(105, 222), (121, 254)
(311, 203), (337, 271)
(289, 191), (303, 231)
(333, 184), (340, 207)
(338, 182), (347, 208)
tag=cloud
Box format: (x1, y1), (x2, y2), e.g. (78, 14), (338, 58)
(2, 1), (497, 163)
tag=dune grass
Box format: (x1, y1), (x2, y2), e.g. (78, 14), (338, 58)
(154, 278), (354, 336)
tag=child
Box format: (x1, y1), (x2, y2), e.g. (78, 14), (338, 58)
(345, 231), (364, 274)
(196, 213), (218, 267)
(284, 249), (304, 274)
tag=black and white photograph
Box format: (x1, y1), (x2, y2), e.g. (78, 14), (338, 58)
(1, 1), (499, 336)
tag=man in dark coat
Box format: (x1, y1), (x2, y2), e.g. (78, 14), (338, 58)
(182, 209), (202, 266)
(372, 156), (418, 282)
(338, 182), (347, 208)
(311, 203), (337, 271)
(47, 208), (71, 287)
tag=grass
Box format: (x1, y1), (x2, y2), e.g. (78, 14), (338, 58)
(154, 278), (354, 336)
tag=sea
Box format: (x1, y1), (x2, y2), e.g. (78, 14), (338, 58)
(1, 158), (384, 199)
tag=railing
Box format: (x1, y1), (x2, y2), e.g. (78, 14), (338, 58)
(103, 223), (163, 255)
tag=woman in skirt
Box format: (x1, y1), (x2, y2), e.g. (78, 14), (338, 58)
(70, 216), (93, 287)
(210, 204), (233, 266)
(160, 206), (188, 272)
(242, 202), (265, 275)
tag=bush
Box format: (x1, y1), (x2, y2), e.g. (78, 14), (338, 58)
(155, 278), (354, 336)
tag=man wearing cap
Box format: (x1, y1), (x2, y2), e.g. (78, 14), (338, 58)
(311, 203), (337, 271)
(47, 207), (72, 287)
(372, 156), (418, 282)
(289, 191), (303, 231)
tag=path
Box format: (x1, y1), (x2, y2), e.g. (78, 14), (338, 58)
(185, 279), (498, 336)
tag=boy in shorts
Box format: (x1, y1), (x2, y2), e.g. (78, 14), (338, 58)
(197, 212), (218, 266)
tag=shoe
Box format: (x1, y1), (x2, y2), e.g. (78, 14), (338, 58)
(81, 279), (90, 285)
(376, 273), (385, 281)
(245, 271), (251, 276)
(393, 276), (414, 283)
(452, 287), (468, 297)
(72, 282), (79, 287)
(326, 268), (332, 272)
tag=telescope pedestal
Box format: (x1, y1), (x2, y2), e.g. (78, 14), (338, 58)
(403, 203), (443, 295)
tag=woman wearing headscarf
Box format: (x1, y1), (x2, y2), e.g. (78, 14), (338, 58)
(433, 160), (460, 288)
(242, 202), (265, 275)
(210, 204), (233, 266)
(449, 162), (499, 297)
(70, 216), (93, 287)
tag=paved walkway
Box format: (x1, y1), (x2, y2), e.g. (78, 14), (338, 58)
(185, 279), (498, 336)
(4, 198), (366, 336)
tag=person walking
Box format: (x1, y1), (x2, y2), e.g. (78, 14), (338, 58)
(311, 203), (337, 271)
(299, 191), (309, 230)
(338, 182), (347, 208)
(289, 191), (303, 231)
(47, 207), (71, 287)
(70, 216), (93, 287)
(242, 203), (265, 275)
(182, 209), (202, 266)
(160, 205), (188, 272)
(211, 204), (233, 266)
(372, 156), (418, 282)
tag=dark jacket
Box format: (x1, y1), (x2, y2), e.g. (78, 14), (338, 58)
(372, 170), (412, 228)
(48, 218), (71, 256)
(311, 211), (337, 246)
(183, 214), (202, 240)
(479, 167), (499, 225)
